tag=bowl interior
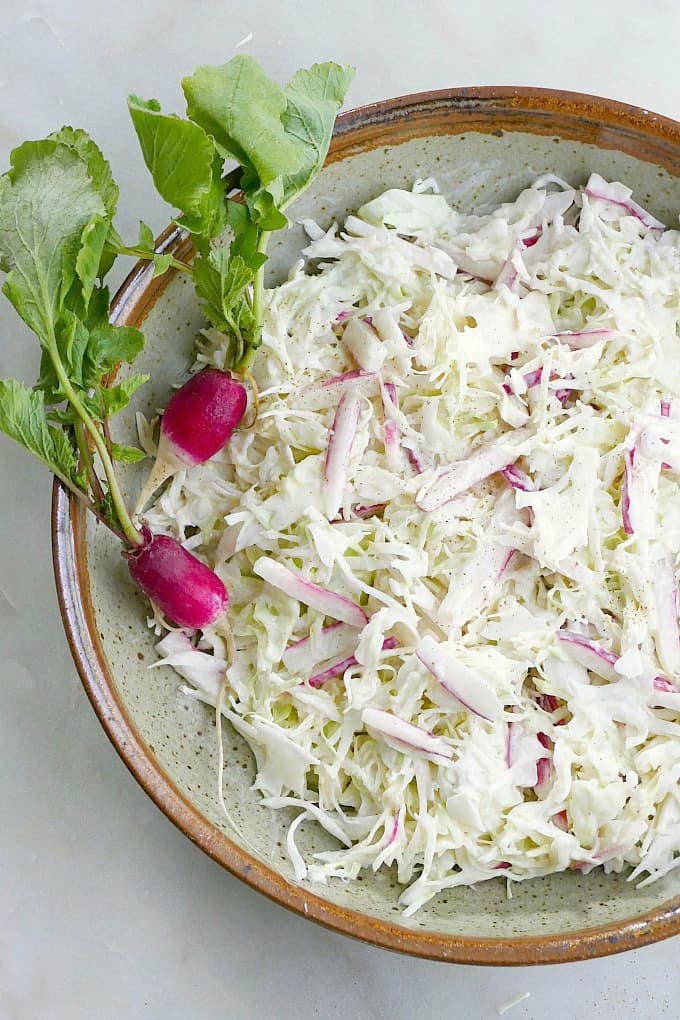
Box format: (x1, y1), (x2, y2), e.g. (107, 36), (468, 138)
(59, 94), (680, 962)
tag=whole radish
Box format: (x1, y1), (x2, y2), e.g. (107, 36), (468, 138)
(135, 368), (248, 514)
(125, 526), (229, 630)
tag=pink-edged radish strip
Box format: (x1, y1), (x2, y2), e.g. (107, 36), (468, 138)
(282, 621), (358, 673)
(125, 526), (229, 629)
(584, 173), (666, 231)
(521, 227), (542, 248)
(415, 428), (529, 512)
(494, 248), (520, 292)
(652, 556), (680, 676)
(557, 630), (619, 682)
(534, 755), (553, 797)
(653, 676), (679, 693)
(621, 448), (636, 535)
(323, 389), (361, 519)
(308, 636), (399, 688)
(660, 399), (672, 469)
(295, 370), (379, 410)
(415, 635), (502, 721)
(549, 329), (614, 349)
(361, 707), (453, 763)
(501, 463), (534, 492)
(134, 368), (247, 514)
(253, 556), (368, 628)
(553, 810), (569, 832)
(330, 503), (387, 523)
(381, 382), (402, 471)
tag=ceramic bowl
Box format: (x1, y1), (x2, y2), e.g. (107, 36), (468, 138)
(53, 88), (680, 964)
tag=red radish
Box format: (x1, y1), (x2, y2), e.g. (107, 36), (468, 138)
(308, 637), (399, 688)
(521, 227), (542, 248)
(415, 635), (502, 721)
(553, 810), (569, 832)
(125, 526), (229, 629)
(135, 368), (247, 514)
(361, 707), (453, 763)
(253, 556), (368, 628)
(323, 389), (361, 519)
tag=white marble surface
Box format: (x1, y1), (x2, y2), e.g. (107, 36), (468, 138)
(0, 2), (678, 1017)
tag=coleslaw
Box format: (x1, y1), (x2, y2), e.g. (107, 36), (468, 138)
(144, 172), (680, 914)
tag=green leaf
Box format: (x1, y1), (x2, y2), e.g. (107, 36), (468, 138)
(109, 441), (147, 463)
(84, 323), (146, 380)
(0, 140), (107, 344)
(49, 127), (119, 219)
(0, 379), (77, 483)
(193, 248), (254, 337)
(182, 56), (303, 186)
(99, 373), (149, 416)
(74, 213), (110, 310)
(138, 220), (155, 251)
(128, 95), (220, 219)
(280, 62), (354, 205)
(151, 253), (173, 277)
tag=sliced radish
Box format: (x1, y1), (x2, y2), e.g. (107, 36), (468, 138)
(308, 636), (398, 687)
(253, 557), (368, 628)
(652, 556), (680, 676)
(557, 630), (619, 682)
(415, 635), (502, 721)
(621, 447), (636, 535)
(323, 389), (361, 519)
(585, 173), (666, 231)
(361, 707), (453, 763)
(549, 329), (614, 349)
(501, 463), (534, 492)
(282, 622), (358, 673)
(415, 429), (529, 512)
(295, 370), (379, 410)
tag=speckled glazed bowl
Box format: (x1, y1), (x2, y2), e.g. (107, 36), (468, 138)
(53, 88), (680, 964)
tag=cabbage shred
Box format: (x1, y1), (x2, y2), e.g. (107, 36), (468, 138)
(146, 175), (680, 913)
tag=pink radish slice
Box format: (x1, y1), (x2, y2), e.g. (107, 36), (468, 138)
(253, 557), (368, 628)
(415, 635), (502, 721)
(534, 756), (553, 795)
(125, 527), (229, 629)
(557, 630), (619, 682)
(361, 707), (453, 763)
(550, 329), (614, 349)
(584, 174), (666, 231)
(653, 676), (679, 693)
(521, 227), (542, 248)
(652, 556), (680, 676)
(621, 448), (636, 535)
(659, 400), (672, 469)
(553, 810), (569, 832)
(323, 389), (361, 519)
(282, 622), (357, 673)
(135, 368), (247, 514)
(308, 637), (399, 688)
(415, 429), (528, 512)
(295, 370), (379, 411)
(494, 251), (520, 292)
(501, 464), (534, 491)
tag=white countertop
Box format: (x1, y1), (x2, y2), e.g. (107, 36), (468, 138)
(1, 2), (678, 1016)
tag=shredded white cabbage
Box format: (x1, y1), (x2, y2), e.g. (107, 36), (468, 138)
(145, 174), (680, 913)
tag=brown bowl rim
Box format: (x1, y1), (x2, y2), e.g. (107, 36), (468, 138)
(52, 85), (680, 965)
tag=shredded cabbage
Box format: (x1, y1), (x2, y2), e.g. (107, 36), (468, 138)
(145, 173), (680, 913)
